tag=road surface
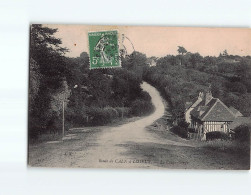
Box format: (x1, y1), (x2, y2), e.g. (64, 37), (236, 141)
(76, 81), (167, 168)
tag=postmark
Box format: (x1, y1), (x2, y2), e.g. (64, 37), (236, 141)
(88, 30), (120, 69)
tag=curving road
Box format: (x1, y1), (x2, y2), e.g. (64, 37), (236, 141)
(29, 82), (167, 168)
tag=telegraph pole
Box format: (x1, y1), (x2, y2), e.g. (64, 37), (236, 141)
(62, 84), (77, 140)
(62, 97), (65, 140)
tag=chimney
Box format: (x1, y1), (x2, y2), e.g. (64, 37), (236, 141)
(198, 92), (204, 101)
(205, 91), (212, 105)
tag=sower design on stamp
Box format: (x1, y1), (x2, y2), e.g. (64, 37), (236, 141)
(88, 30), (120, 69)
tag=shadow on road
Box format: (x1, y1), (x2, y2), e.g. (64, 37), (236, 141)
(117, 139), (250, 170)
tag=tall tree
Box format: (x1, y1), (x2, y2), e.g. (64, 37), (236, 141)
(177, 46), (187, 66)
(29, 25), (70, 138)
(177, 46), (187, 55)
(223, 49), (228, 56)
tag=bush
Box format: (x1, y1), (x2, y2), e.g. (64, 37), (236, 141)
(88, 107), (117, 126)
(103, 107), (119, 118)
(114, 107), (130, 118)
(171, 126), (188, 138)
(140, 91), (152, 101)
(188, 128), (196, 133)
(206, 131), (229, 141)
(233, 125), (250, 142)
(130, 99), (154, 116)
(178, 120), (189, 129)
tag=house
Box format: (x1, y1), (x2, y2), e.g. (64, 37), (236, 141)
(185, 90), (239, 140)
(147, 57), (158, 67)
(185, 92), (204, 125)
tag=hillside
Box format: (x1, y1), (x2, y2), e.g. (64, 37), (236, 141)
(143, 52), (251, 121)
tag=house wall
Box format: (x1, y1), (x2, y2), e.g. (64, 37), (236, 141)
(203, 121), (231, 133)
(190, 116), (231, 134)
(190, 116), (203, 132)
(185, 107), (193, 125)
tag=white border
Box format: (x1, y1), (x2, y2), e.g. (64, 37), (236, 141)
(0, 0), (251, 194)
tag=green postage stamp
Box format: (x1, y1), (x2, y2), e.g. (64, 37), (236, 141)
(88, 30), (120, 69)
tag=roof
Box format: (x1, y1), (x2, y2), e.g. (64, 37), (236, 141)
(190, 98), (236, 122)
(190, 98), (216, 119)
(185, 102), (193, 109)
(229, 106), (243, 117)
(229, 117), (251, 129)
(185, 97), (203, 111)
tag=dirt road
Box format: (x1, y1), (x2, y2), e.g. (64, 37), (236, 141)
(75, 82), (168, 168)
(29, 82), (168, 168)
(29, 82), (249, 169)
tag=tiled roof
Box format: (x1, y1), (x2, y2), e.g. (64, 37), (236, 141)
(190, 98), (217, 119)
(190, 98), (236, 121)
(229, 117), (251, 129)
(202, 100), (236, 121)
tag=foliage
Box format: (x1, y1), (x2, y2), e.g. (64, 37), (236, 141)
(188, 128), (196, 133)
(233, 125), (250, 142)
(177, 46), (187, 55)
(130, 99), (154, 116)
(64, 51), (152, 128)
(171, 126), (188, 138)
(29, 58), (41, 113)
(143, 51), (251, 123)
(178, 120), (189, 129)
(29, 25), (71, 139)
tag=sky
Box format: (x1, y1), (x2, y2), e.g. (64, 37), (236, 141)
(46, 24), (251, 58)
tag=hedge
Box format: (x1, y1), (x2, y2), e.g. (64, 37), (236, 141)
(233, 125), (250, 142)
(206, 131), (229, 141)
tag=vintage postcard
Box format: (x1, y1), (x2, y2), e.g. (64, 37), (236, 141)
(28, 24), (251, 169)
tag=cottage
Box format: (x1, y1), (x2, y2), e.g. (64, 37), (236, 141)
(147, 57), (158, 67)
(185, 90), (238, 140)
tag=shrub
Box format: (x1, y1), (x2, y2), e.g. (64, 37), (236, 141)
(140, 91), (152, 101)
(103, 107), (119, 118)
(88, 107), (116, 126)
(114, 107), (130, 118)
(206, 131), (229, 141)
(233, 125), (250, 142)
(171, 126), (188, 138)
(178, 120), (189, 129)
(188, 128), (196, 133)
(130, 99), (154, 116)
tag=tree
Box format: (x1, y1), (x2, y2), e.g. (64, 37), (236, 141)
(177, 46), (187, 55)
(30, 25), (68, 58)
(122, 51), (148, 79)
(124, 51), (148, 69)
(223, 49), (228, 56)
(29, 58), (41, 113)
(29, 25), (70, 138)
(177, 46), (188, 66)
(189, 53), (203, 68)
